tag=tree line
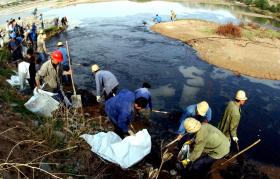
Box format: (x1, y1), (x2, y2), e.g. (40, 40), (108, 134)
(237, 0), (280, 12)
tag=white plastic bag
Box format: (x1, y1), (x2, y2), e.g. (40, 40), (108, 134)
(18, 61), (30, 89)
(24, 88), (59, 117)
(81, 129), (151, 169)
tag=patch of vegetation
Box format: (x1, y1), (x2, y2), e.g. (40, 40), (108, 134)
(242, 27), (280, 39)
(216, 23), (242, 37)
(235, 0), (280, 13)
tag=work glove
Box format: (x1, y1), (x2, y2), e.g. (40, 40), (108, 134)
(96, 96), (101, 102)
(184, 140), (193, 145)
(128, 129), (135, 136)
(181, 159), (191, 168)
(233, 137), (239, 142)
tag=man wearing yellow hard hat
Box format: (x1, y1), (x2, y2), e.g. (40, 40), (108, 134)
(91, 64), (119, 102)
(176, 101), (212, 141)
(218, 90), (248, 143)
(180, 118), (230, 178)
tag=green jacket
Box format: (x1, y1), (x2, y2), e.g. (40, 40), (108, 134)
(218, 101), (241, 139)
(35, 60), (62, 92)
(189, 123), (230, 161)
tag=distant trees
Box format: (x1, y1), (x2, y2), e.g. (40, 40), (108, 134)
(237, 0), (280, 12)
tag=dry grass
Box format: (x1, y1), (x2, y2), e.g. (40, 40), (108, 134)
(216, 23), (241, 38)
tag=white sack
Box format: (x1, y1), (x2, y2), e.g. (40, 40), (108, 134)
(24, 88), (59, 117)
(18, 61), (30, 89)
(6, 75), (21, 86)
(81, 129), (151, 169)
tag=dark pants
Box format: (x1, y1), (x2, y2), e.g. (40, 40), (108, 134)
(27, 78), (35, 90)
(104, 86), (118, 101)
(184, 155), (216, 179)
(112, 122), (128, 139)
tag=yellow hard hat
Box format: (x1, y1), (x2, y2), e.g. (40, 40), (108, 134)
(91, 64), (100, 72)
(235, 90), (247, 101)
(184, 118), (201, 133)
(197, 101), (209, 116)
(39, 29), (44, 34)
(57, 41), (63, 46)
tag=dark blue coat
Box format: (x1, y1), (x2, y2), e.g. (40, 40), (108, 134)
(105, 89), (135, 133)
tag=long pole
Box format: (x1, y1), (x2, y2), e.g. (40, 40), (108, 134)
(65, 41), (76, 95)
(209, 139), (261, 174)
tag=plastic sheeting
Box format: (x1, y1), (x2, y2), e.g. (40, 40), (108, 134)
(24, 87), (59, 117)
(81, 129), (151, 169)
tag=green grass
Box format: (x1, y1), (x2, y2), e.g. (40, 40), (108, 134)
(242, 27), (280, 39)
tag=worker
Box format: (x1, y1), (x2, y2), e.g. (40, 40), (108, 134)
(91, 64), (119, 102)
(218, 90), (248, 143)
(105, 89), (148, 139)
(153, 14), (162, 23)
(35, 50), (63, 93)
(37, 30), (48, 63)
(180, 118), (230, 178)
(26, 48), (36, 90)
(8, 32), (23, 62)
(39, 14), (44, 29)
(57, 41), (70, 84)
(177, 101), (212, 141)
(134, 82), (152, 122)
(170, 10), (177, 21)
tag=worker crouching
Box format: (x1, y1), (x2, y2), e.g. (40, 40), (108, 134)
(180, 118), (230, 178)
(105, 89), (148, 139)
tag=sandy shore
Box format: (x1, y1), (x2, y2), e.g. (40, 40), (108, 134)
(151, 20), (280, 80)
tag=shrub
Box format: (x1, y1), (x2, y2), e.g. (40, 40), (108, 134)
(216, 23), (241, 38)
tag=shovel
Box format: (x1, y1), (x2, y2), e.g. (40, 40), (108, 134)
(65, 41), (82, 108)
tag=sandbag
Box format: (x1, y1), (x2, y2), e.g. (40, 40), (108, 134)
(24, 88), (59, 117)
(18, 61), (30, 89)
(81, 129), (151, 169)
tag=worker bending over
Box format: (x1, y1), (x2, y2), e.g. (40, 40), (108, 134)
(105, 89), (148, 139)
(91, 64), (119, 102)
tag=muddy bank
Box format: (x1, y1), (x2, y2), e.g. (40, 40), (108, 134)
(151, 20), (280, 80)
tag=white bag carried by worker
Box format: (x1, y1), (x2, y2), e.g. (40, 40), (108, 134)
(24, 87), (59, 117)
(81, 129), (151, 169)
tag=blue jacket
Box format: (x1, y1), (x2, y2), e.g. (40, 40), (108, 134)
(135, 87), (152, 110)
(105, 89), (135, 133)
(154, 16), (162, 23)
(58, 47), (68, 67)
(95, 70), (119, 96)
(177, 104), (212, 134)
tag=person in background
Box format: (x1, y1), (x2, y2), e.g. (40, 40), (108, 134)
(17, 17), (23, 27)
(57, 41), (71, 84)
(39, 14), (44, 29)
(91, 64), (119, 102)
(177, 101), (212, 141)
(0, 29), (5, 48)
(8, 32), (23, 62)
(135, 82), (152, 123)
(218, 90), (248, 144)
(153, 14), (162, 23)
(105, 89), (148, 139)
(26, 48), (36, 90)
(171, 10), (177, 21)
(37, 30), (48, 63)
(180, 118), (230, 178)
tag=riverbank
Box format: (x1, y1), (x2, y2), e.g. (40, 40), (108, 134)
(151, 20), (280, 80)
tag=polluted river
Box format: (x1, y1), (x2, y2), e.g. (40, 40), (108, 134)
(9, 0), (280, 167)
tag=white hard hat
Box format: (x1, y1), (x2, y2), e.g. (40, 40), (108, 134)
(197, 101), (209, 116)
(57, 41), (63, 46)
(91, 64), (100, 72)
(235, 90), (247, 101)
(184, 118), (201, 133)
